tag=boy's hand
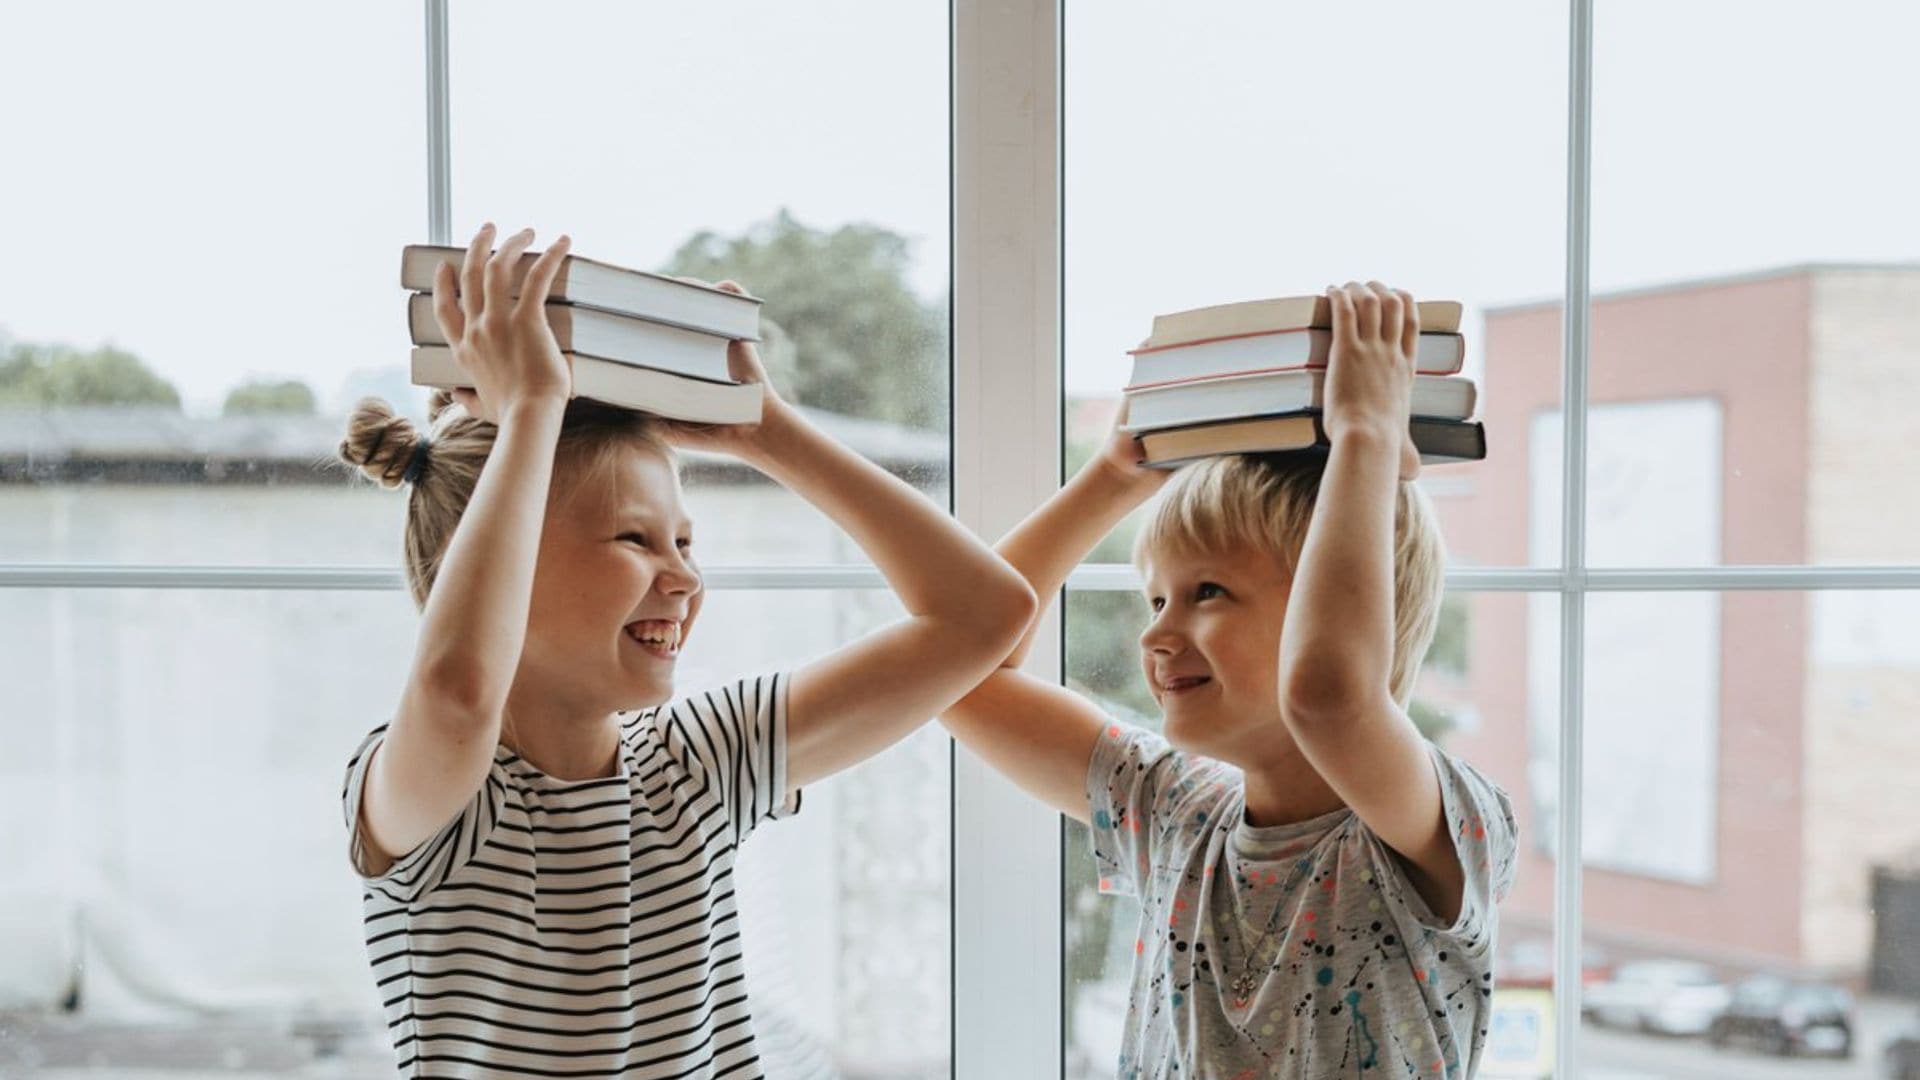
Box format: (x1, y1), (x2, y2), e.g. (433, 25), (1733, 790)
(1095, 399), (1172, 498)
(658, 280), (790, 460)
(1325, 281), (1422, 482)
(433, 223), (574, 424)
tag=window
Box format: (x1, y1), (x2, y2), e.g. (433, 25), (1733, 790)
(5, 2), (1917, 1077)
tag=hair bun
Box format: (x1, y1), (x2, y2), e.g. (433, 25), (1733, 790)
(338, 396), (423, 489)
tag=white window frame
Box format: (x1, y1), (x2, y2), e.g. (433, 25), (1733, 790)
(6, 1), (1920, 1075)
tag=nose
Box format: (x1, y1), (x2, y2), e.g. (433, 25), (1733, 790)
(656, 548), (702, 597)
(1139, 606), (1184, 656)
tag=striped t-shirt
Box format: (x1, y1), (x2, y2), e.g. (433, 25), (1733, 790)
(341, 672), (801, 1079)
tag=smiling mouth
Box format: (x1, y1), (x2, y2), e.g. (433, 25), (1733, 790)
(1159, 675), (1212, 694)
(624, 620), (682, 658)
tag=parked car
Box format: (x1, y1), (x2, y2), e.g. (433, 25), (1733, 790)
(1708, 976), (1852, 1057)
(1582, 960), (1730, 1036)
(1884, 1012), (1920, 1080)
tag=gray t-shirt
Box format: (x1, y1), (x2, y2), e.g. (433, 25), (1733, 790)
(1088, 723), (1518, 1079)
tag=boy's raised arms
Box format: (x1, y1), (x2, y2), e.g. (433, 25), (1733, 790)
(1274, 281), (1463, 922)
(937, 414), (1171, 823)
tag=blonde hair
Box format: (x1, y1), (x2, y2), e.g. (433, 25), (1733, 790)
(337, 391), (676, 609)
(1133, 454), (1446, 706)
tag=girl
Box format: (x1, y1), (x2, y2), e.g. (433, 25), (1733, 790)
(336, 224), (1034, 1078)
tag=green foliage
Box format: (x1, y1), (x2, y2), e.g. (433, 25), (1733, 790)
(660, 209), (946, 429)
(222, 379), (317, 416)
(0, 342), (181, 408)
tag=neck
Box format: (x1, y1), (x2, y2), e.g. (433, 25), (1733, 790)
(501, 684), (623, 781)
(1237, 738), (1346, 828)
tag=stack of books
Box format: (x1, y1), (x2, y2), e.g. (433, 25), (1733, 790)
(401, 245), (766, 424)
(1119, 294), (1488, 468)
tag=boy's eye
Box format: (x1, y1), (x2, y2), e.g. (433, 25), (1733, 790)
(1148, 596), (1165, 612)
(1195, 582), (1225, 601)
(619, 532), (648, 547)
(676, 538), (693, 552)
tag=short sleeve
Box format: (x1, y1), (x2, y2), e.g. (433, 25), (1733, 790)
(1363, 743), (1519, 954)
(341, 725), (508, 904)
(1085, 722), (1233, 898)
(648, 671), (800, 846)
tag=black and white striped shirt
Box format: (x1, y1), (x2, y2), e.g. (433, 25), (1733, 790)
(341, 673), (800, 1079)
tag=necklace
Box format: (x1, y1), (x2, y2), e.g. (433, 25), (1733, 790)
(1225, 854), (1317, 1008)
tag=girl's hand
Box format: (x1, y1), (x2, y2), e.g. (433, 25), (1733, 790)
(431, 223), (574, 424)
(1093, 399), (1172, 497)
(1325, 281), (1422, 481)
(657, 280), (792, 459)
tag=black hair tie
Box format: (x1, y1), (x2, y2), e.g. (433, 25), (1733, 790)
(401, 438), (433, 485)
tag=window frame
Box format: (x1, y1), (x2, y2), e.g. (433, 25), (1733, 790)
(6, 2), (1920, 1076)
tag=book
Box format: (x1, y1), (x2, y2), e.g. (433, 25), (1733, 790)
(400, 245), (763, 342)
(1142, 295), (1463, 351)
(1127, 328), (1465, 387)
(408, 293), (732, 382)
(1137, 412), (1487, 468)
(409, 346), (763, 425)
(1124, 370), (1476, 432)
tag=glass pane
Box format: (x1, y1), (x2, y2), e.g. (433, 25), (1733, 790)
(1063, 589), (1556, 1077)
(0, 2), (424, 564)
(1586, 0), (1920, 566)
(450, 1), (951, 564)
(1533, 591), (1920, 1073)
(0, 587), (947, 1076)
(1065, 0), (1567, 570)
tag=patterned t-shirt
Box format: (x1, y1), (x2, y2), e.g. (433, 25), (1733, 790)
(1088, 723), (1517, 1080)
(342, 673), (800, 1079)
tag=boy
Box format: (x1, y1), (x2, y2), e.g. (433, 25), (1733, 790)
(944, 282), (1517, 1077)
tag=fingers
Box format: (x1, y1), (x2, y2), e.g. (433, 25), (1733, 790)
(713, 280), (745, 295)
(1366, 280), (1403, 350)
(518, 234), (572, 316)
(1327, 284), (1358, 343)
(1394, 287), (1420, 359)
(484, 228), (536, 317)
(1344, 281), (1381, 340)
(432, 262), (464, 341)
(459, 223), (495, 324)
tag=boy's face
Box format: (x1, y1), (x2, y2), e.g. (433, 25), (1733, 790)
(522, 445), (704, 714)
(1138, 542), (1294, 762)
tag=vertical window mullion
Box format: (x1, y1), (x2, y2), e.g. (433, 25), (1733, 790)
(424, 0), (451, 245)
(1557, 0), (1596, 1069)
(951, 0), (1064, 1075)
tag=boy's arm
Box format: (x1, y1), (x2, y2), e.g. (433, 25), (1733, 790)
(1275, 282), (1463, 920)
(667, 288), (1036, 791)
(940, 414), (1170, 821)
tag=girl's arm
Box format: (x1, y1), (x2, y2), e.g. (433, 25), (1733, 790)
(357, 225), (574, 872)
(938, 412), (1170, 820)
(666, 292), (1035, 790)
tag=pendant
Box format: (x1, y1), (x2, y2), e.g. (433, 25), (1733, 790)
(1230, 971), (1259, 1005)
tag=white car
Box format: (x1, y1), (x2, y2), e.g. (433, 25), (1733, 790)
(1582, 960), (1731, 1036)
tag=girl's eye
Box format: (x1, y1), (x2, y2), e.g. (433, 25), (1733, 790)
(1195, 582), (1225, 601)
(619, 533), (648, 547)
(676, 538), (693, 552)
(1148, 596), (1165, 612)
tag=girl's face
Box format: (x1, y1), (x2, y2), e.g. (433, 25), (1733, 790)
(522, 444), (703, 715)
(1137, 543), (1294, 764)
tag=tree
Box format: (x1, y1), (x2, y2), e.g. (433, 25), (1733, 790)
(223, 379), (317, 416)
(0, 342), (181, 408)
(660, 210), (946, 429)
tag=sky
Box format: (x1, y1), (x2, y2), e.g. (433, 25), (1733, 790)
(1, 0), (1915, 415)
